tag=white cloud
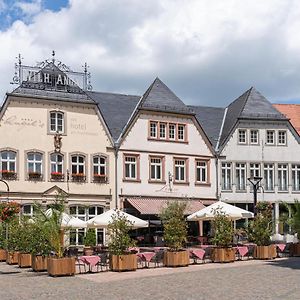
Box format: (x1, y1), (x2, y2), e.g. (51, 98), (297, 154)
(14, 0), (42, 18)
(1, 0), (300, 105)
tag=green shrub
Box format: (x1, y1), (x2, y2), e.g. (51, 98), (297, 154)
(84, 228), (96, 247)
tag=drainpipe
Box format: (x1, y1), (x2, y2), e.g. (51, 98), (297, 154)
(114, 142), (119, 209)
(215, 154), (219, 200)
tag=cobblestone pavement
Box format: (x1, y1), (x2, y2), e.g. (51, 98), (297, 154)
(0, 258), (299, 300)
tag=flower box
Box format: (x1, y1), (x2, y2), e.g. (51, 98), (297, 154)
(0, 249), (7, 261)
(290, 243), (300, 257)
(1, 170), (17, 180)
(110, 254), (137, 272)
(93, 174), (107, 183)
(47, 257), (75, 277)
(6, 251), (20, 265)
(18, 253), (32, 268)
(163, 250), (189, 267)
(51, 172), (64, 181)
(28, 172), (42, 180)
(254, 245), (276, 260)
(71, 173), (86, 182)
(212, 247), (235, 263)
(32, 255), (48, 272)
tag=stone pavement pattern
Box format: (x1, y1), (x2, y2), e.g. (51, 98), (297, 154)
(0, 258), (299, 300)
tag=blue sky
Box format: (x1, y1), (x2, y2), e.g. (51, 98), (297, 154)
(0, 0), (68, 30)
(0, 0), (300, 106)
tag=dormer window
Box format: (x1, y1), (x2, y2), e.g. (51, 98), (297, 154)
(266, 130), (275, 145)
(150, 122), (157, 138)
(148, 121), (187, 142)
(278, 131), (287, 145)
(238, 129), (247, 144)
(50, 111), (64, 134)
(250, 130), (259, 144)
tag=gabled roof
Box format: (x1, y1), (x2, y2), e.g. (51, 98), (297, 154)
(86, 91), (140, 141)
(188, 105), (225, 148)
(219, 87), (287, 148)
(138, 77), (194, 115)
(274, 104), (300, 135)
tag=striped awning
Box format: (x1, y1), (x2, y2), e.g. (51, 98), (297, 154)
(125, 197), (215, 215)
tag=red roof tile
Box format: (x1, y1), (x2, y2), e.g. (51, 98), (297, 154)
(273, 104), (300, 135)
(125, 197), (215, 215)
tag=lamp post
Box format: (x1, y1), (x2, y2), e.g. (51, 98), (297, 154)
(0, 179), (10, 201)
(247, 176), (262, 216)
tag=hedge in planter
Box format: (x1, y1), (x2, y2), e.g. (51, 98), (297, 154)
(210, 208), (235, 263)
(108, 211), (137, 272)
(6, 219), (21, 265)
(247, 202), (276, 260)
(0, 223), (7, 261)
(161, 201), (189, 267)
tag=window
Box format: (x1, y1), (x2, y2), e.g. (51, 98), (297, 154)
(169, 124), (176, 140)
(249, 163), (260, 191)
(278, 131), (287, 145)
(278, 164), (288, 191)
(250, 130), (259, 144)
(50, 153), (64, 180)
(93, 155), (107, 182)
(264, 164), (274, 191)
(0, 151), (17, 179)
(70, 206), (104, 246)
(266, 130), (275, 145)
(238, 129), (247, 144)
(27, 152), (43, 180)
(22, 204), (34, 217)
(292, 164), (300, 191)
(149, 157), (163, 181)
(50, 111), (64, 133)
(235, 163), (246, 191)
(195, 160), (208, 183)
(159, 123), (166, 139)
(150, 122), (157, 138)
(174, 159), (187, 182)
(177, 124), (185, 141)
(221, 162), (231, 190)
(71, 155), (85, 181)
(124, 155), (139, 180)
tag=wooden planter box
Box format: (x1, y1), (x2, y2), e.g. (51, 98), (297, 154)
(32, 255), (48, 272)
(163, 250), (189, 267)
(18, 253), (32, 268)
(110, 254), (137, 271)
(6, 251), (20, 265)
(254, 245), (276, 260)
(47, 257), (75, 277)
(291, 243), (300, 257)
(0, 249), (7, 261)
(212, 248), (235, 263)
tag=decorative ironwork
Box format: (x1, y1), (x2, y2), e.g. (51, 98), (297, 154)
(54, 132), (62, 153)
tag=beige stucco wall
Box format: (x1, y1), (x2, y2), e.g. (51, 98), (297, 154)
(219, 121), (300, 204)
(0, 96), (114, 208)
(118, 112), (216, 200)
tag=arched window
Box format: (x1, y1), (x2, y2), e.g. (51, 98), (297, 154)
(50, 111), (64, 133)
(71, 154), (86, 182)
(0, 150), (17, 180)
(27, 152), (43, 180)
(50, 153), (64, 181)
(93, 155), (107, 183)
(69, 206), (104, 246)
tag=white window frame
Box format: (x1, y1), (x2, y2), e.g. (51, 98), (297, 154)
(50, 153), (63, 174)
(250, 130), (259, 144)
(169, 123), (176, 140)
(177, 124), (185, 141)
(266, 130), (275, 145)
(278, 164), (288, 191)
(235, 163), (246, 191)
(93, 155), (107, 176)
(238, 129), (247, 144)
(50, 111), (64, 133)
(174, 159), (186, 182)
(159, 123), (167, 139)
(264, 163), (274, 191)
(149, 122), (157, 138)
(150, 157), (163, 181)
(71, 155), (85, 175)
(278, 130), (287, 146)
(196, 160), (208, 184)
(27, 152), (42, 174)
(221, 162), (232, 190)
(0, 151), (16, 172)
(292, 164), (300, 191)
(124, 155), (137, 180)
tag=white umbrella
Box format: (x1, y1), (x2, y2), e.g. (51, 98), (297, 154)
(187, 201), (254, 221)
(45, 208), (87, 229)
(87, 209), (148, 229)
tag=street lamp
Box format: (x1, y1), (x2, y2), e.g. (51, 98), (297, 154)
(0, 179), (10, 201)
(247, 176), (262, 216)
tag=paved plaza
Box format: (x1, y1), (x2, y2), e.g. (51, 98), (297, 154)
(0, 258), (299, 300)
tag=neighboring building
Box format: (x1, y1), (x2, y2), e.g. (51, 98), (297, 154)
(0, 59), (115, 245)
(274, 104), (300, 135)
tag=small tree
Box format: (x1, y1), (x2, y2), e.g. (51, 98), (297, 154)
(211, 208), (233, 248)
(0, 223), (7, 249)
(84, 228), (96, 247)
(107, 211), (136, 255)
(160, 201), (188, 251)
(247, 202), (273, 246)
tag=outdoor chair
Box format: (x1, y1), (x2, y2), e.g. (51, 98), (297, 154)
(150, 249), (165, 268)
(203, 247), (213, 263)
(280, 242), (292, 257)
(75, 257), (86, 274)
(247, 245), (256, 260)
(96, 252), (110, 272)
(68, 247), (79, 257)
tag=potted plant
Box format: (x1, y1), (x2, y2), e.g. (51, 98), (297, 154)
(1, 170), (17, 180)
(6, 220), (21, 265)
(108, 211), (137, 271)
(210, 208), (235, 263)
(93, 174), (107, 183)
(247, 202), (276, 259)
(71, 173), (85, 182)
(28, 171), (42, 180)
(18, 220), (34, 268)
(160, 201), (189, 267)
(43, 194), (75, 276)
(0, 223), (7, 261)
(83, 228), (96, 255)
(51, 172), (64, 181)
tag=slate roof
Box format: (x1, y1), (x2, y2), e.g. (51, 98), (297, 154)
(274, 104), (300, 135)
(218, 87), (288, 149)
(138, 77), (194, 115)
(188, 105), (225, 148)
(86, 91), (140, 141)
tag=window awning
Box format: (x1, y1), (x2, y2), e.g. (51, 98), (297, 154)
(125, 197), (215, 215)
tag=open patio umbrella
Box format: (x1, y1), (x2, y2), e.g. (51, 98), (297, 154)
(187, 201), (254, 221)
(87, 209), (148, 229)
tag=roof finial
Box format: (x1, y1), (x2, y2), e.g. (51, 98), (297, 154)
(52, 50), (55, 64)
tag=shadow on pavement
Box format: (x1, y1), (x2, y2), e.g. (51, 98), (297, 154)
(266, 257), (300, 270)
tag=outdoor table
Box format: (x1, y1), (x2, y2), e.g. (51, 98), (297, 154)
(235, 246), (248, 259)
(79, 255), (100, 273)
(189, 248), (205, 261)
(275, 243), (286, 252)
(137, 252), (156, 267)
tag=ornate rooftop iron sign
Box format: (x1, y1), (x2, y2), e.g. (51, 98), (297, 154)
(11, 51), (92, 94)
